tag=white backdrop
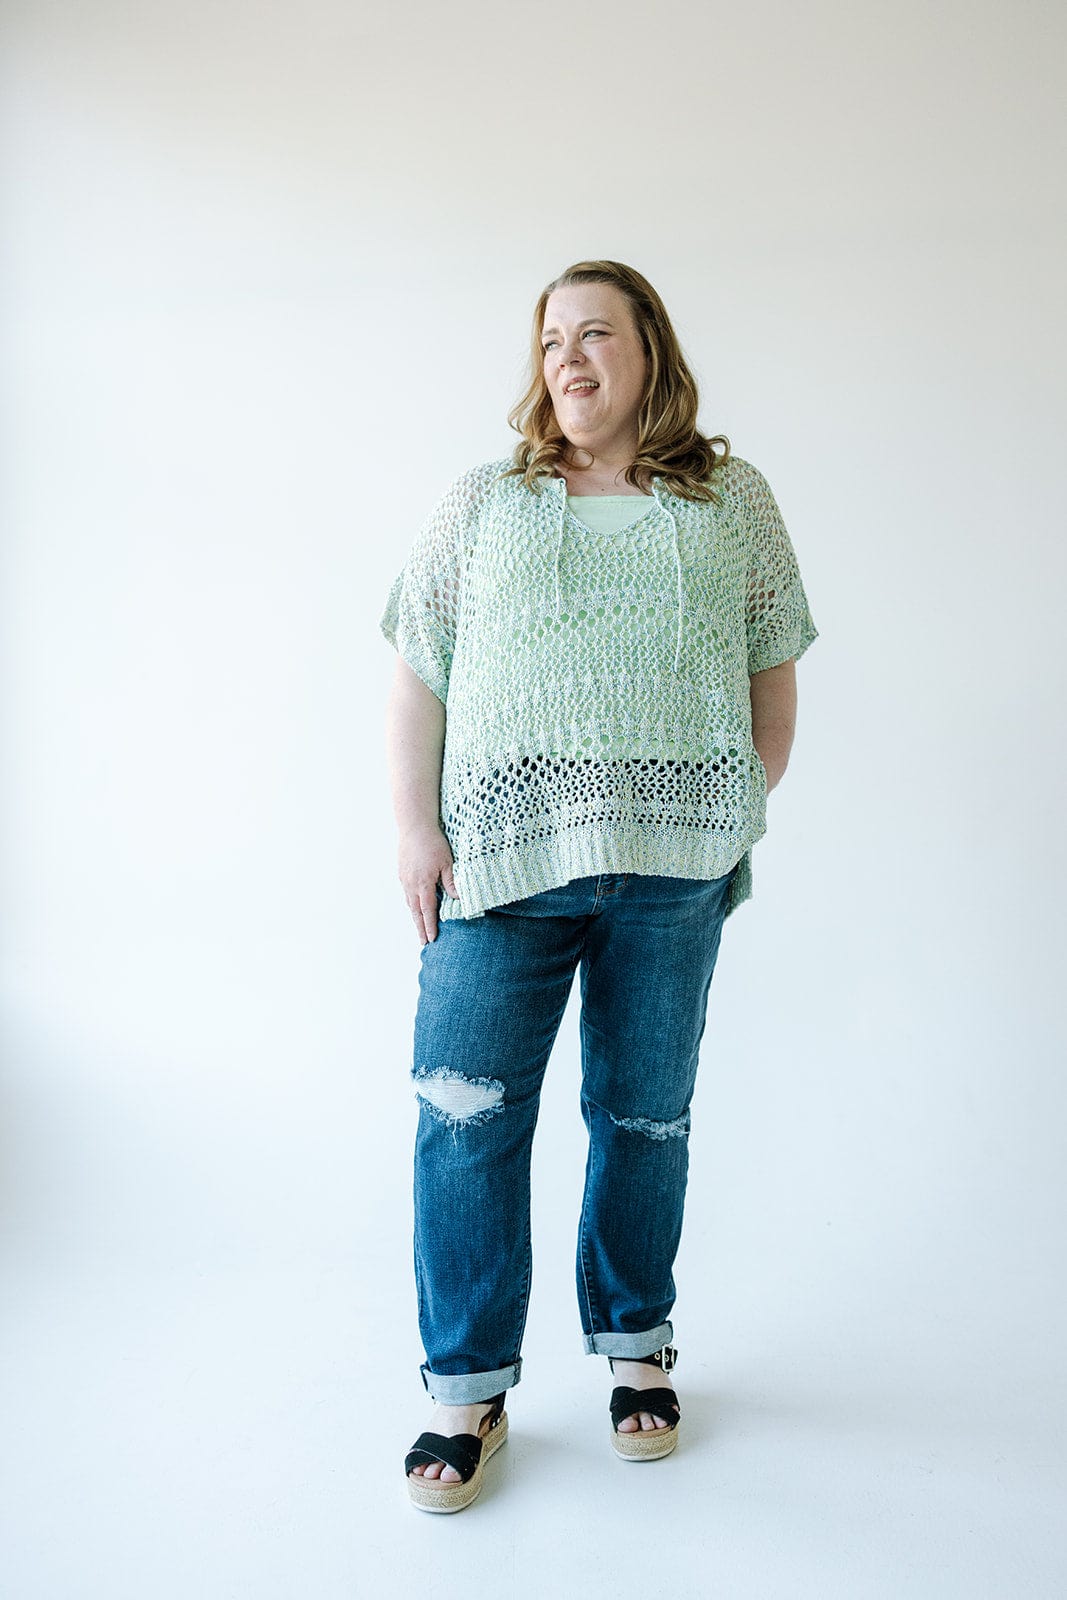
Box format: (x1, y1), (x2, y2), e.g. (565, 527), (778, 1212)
(2, 1), (1065, 1595)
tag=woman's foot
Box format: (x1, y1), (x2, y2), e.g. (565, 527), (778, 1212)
(407, 1399), (501, 1482)
(610, 1358), (677, 1432)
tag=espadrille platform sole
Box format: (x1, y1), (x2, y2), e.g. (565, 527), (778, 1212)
(610, 1412), (680, 1461)
(405, 1397), (509, 1514)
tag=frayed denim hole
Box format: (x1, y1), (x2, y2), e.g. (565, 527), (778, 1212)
(412, 1067), (506, 1145)
(608, 1109), (691, 1141)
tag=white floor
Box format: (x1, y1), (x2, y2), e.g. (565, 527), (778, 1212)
(4, 1236), (1064, 1600)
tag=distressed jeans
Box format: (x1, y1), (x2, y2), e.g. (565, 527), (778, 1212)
(410, 865), (739, 1405)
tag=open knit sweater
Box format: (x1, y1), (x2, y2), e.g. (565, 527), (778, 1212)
(380, 453), (818, 921)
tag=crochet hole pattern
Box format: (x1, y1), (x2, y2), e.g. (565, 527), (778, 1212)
(380, 453), (817, 921)
(448, 753), (750, 864)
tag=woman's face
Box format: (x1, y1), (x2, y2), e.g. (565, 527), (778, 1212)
(541, 282), (650, 462)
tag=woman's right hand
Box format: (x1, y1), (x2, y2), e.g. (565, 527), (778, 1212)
(399, 824), (459, 945)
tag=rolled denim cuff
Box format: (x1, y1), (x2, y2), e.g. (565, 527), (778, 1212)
(419, 1357), (522, 1403)
(581, 1321), (673, 1358)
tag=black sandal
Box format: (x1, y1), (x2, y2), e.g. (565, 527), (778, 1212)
(608, 1344), (681, 1460)
(405, 1391), (509, 1513)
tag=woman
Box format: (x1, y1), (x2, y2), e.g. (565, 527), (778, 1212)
(380, 260), (818, 1512)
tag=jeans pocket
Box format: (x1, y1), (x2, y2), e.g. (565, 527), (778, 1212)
(493, 883), (563, 915)
(493, 892), (535, 913)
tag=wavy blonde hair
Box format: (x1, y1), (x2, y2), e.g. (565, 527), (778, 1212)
(499, 259), (730, 505)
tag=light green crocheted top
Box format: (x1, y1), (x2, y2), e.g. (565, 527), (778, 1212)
(380, 454), (818, 920)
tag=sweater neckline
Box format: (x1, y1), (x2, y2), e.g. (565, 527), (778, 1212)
(547, 473), (666, 502)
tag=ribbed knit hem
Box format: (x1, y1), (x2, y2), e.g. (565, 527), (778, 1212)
(438, 826), (758, 923)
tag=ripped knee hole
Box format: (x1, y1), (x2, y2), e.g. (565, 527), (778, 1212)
(412, 1067), (505, 1128)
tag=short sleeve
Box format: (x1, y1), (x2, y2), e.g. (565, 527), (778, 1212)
(741, 461), (819, 674)
(379, 464), (490, 705)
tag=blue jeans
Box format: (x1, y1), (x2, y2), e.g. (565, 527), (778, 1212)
(409, 866), (738, 1404)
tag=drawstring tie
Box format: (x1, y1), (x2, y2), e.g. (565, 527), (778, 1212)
(551, 476), (684, 675)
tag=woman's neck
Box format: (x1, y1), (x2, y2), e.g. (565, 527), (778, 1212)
(556, 461), (650, 497)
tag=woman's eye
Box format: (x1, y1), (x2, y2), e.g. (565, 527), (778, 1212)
(542, 330), (605, 352)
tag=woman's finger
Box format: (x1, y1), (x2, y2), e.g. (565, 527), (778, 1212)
(420, 884), (439, 945)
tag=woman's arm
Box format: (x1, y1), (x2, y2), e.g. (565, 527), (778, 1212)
(749, 658), (797, 793)
(385, 656), (457, 943)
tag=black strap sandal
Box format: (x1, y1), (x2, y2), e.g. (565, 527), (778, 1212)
(405, 1391), (509, 1513)
(608, 1344), (681, 1460)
